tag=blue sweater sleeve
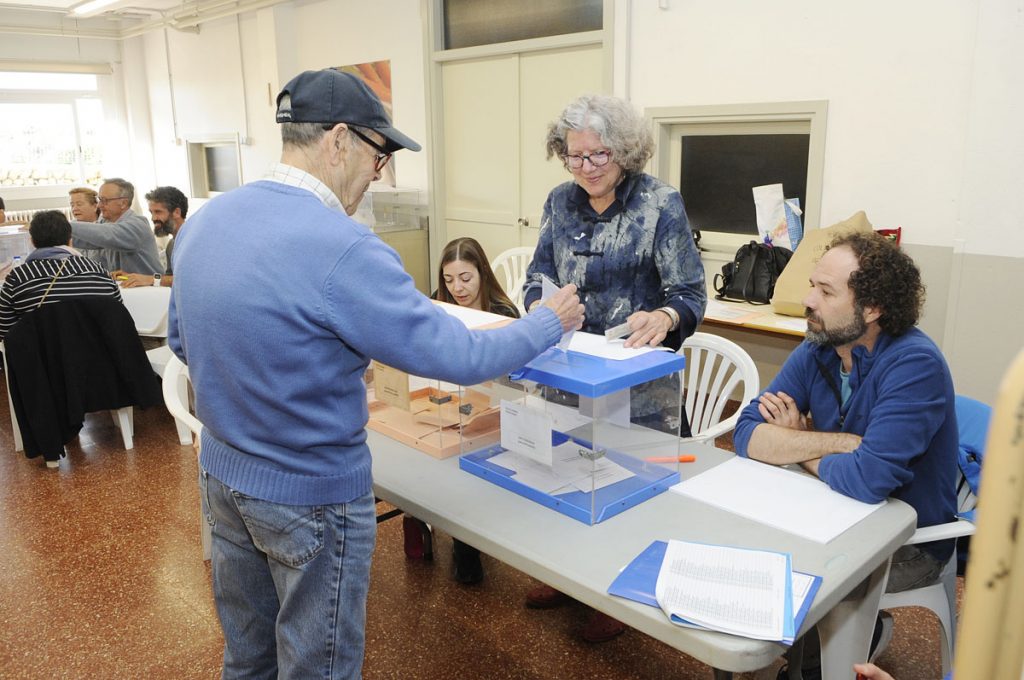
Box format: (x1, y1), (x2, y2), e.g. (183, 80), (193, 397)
(325, 235), (562, 385)
(733, 343), (815, 457)
(817, 349), (951, 503)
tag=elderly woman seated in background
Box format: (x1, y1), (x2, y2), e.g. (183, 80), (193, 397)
(68, 187), (101, 223)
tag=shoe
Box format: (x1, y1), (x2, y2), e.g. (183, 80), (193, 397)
(402, 516), (433, 560)
(581, 611), (626, 643)
(44, 451), (68, 469)
(525, 584), (571, 609)
(868, 611), (894, 662)
(452, 540), (484, 585)
(775, 664), (820, 680)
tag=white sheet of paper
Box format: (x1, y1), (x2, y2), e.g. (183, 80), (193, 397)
(655, 539), (788, 640)
(433, 299), (508, 328)
(671, 456), (884, 543)
(566, 457), (635, 493)
(705, 299), (758, 321)
(768, 317), (808, 333)
(566, 331), (670, 360)
(487, 450), (578, 494)
(500, 400), (554, 466)
(541, 274), (574, 349)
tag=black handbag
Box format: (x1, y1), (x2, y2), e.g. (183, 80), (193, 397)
(713, 241), (793, 304)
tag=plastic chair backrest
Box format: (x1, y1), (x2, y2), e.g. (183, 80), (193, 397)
(954, 348), (1024, 680)
(677, 332), (760, 443)
(489, 247), (534, 313)
(161, 353), (203, 436)
(955, 394), (991, 505)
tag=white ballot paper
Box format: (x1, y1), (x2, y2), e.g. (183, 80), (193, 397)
(541, 274), (575, 350)
(655, 540), (790, 641)
(488, 441), (635, 494)
(500, 400), (554, 466)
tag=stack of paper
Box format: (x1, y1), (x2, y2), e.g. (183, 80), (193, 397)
(671, 456), (883, 544)
(608, 540), (821, 644)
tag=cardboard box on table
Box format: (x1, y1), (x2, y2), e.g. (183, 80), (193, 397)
(771, 211), (874, 317)
(365, 301), (514, 459)
(460, 337), (688, 525)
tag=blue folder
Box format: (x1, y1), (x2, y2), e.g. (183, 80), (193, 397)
(607, 540), (822, 645)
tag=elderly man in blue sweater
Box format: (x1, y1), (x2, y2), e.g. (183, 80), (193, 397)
(168, 69), (583, 680)
(734, 232), (957, 678)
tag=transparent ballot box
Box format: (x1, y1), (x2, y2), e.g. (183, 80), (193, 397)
(459, 339), (687, 525)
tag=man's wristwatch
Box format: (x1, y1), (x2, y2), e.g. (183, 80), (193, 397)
(152, 274), (162, 287)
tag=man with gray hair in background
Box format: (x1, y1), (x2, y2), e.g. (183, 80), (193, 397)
(70, 177), (162, 275)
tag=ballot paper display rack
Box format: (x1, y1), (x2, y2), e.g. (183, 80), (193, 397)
(366, 361), (504, 460)
(460, 343), (687, 525)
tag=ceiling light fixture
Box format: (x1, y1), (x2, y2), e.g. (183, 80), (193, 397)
(70, 0), (121, 17)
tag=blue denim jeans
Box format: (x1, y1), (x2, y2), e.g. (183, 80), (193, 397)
(200, 469), (376, 680)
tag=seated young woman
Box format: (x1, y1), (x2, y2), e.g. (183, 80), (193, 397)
(403, 237), (520, 584)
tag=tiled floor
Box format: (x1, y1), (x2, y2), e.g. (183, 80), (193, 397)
(0, 383), (952, 679)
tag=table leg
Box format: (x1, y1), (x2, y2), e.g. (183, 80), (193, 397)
(817, 558), (890, 679)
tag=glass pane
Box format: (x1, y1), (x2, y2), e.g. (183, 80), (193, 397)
(204, 145), (240, 193)
(0, 103), (79, 186)
(443, 0), (602, 50)
(76, 98), (105, 186)
(0, 71), (98, 91)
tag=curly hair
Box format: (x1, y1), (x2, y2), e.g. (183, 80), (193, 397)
(828, 232), (925, 336)
(545, 95), (654, 174)
(145, 186), (189, 219)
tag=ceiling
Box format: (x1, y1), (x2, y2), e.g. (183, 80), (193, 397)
(0, 0), (287, 39)
(1, 0), (186, 13)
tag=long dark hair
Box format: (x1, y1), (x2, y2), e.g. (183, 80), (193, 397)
(435, 237), (519, 317)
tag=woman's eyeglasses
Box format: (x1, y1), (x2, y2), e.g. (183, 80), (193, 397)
(562, 150), (612, 170)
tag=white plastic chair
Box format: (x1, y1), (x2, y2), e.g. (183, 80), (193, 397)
(489, 246), (534, 314)
(161, 354), (210, 560)
(676, 332), (760, 443)
(148, 344), (192, 445)
(876, 396), (987, 676)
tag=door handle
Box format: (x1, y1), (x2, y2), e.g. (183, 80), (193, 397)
(517, 217), (530, 227)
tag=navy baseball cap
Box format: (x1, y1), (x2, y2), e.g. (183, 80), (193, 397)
(275, 69), (421, 153)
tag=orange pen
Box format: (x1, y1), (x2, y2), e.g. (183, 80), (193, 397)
(643, 455), (696, 463)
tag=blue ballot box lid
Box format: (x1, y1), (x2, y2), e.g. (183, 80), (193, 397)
(510, 347), (686, 398)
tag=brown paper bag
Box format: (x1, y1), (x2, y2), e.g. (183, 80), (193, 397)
(771, 211), (874, 317)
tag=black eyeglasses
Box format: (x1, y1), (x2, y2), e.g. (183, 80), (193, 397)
(324, 124), (392, 172)
(562, 149), (612, 170)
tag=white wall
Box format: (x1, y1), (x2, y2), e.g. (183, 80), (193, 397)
(133, 0), (429, 196)
(291, 0), (429, 191)
(626, 0), (987, 251)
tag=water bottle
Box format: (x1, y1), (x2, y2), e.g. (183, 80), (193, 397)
(11, 255), (22, 268)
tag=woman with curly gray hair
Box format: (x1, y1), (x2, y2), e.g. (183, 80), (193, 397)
(524, 94), (705, 351)
(522, 95), (707, 641)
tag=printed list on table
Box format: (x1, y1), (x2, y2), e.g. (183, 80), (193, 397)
(654, 539), (789, 641)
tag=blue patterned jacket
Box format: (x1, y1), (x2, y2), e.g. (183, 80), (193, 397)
(523, 173), (706, 349)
